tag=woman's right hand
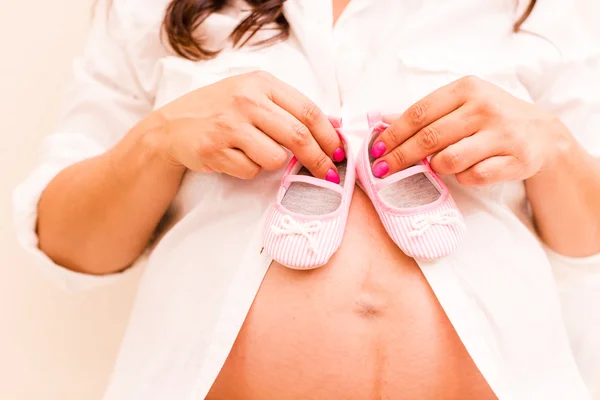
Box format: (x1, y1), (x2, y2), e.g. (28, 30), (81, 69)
(148, 71), (344, 182)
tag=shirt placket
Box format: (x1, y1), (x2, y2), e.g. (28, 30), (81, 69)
(283, 0), (341, 113)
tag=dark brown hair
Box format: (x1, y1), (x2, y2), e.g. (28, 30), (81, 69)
(163, 0), (538, 61)
(514, 0), (537, 32)
(163, 0), (288, 60)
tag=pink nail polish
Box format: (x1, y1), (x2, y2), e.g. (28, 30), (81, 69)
(332, 147), (345, 162)
(325, 169), (341, 184)
(370, 142), (386, 158)
(372, 161), (389, 178)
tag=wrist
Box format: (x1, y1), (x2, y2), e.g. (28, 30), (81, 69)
(529, 121), (579, 183)
(543, 118), (579, 169)
(106, 113), (186, 183)
(132, 112), (187, 175)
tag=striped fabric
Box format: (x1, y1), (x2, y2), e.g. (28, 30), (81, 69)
(356, 127), (466, 260)
(263, 210), (347, 269)
(373, 193), (465, 260)
(263, 130), (355, 270)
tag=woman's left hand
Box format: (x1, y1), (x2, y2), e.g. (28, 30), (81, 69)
(371, 75), (575, 186)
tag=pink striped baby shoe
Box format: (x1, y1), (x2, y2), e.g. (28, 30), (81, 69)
(356, 113), (466, 260)
(263, 123), (355, 270)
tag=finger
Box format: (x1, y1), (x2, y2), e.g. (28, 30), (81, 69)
(230, 124), (289, 171)
(209, 148), (262, 180)
(381, 113), (401, 125)
(266, 79), (343, 162)
(251, 102), (340, 182)
(329, 115), (342, 129)
(373, 79), (470, 159)
(456, 156), (521, 187)
(430, 130), (503, 175)
(373, 106), (480, 177)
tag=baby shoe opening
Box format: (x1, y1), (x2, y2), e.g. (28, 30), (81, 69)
(281, 162), (347, 215)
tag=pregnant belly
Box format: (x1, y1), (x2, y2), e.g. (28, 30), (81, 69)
(207, 188), (496, 400)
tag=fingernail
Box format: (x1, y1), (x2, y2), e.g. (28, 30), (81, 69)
(332, 147), (345, 162)
(370, 142), (386, 158)
(372, 161), (389, 178)
(325, 168), (341, 184)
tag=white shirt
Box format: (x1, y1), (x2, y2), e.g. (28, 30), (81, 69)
(12, 0), (600, 399)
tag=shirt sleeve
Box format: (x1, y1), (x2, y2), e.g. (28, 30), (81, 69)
(548, 248), (600, 399)
(514, 2), (600, 395)
(516, 1), (600, 157)
(12, 0), (153, 292)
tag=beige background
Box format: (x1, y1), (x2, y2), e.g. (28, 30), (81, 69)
(0, 1), (599, 400)
(0, 1), (140, 399)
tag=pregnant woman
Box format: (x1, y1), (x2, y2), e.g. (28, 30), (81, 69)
(14, 0), (600, 399)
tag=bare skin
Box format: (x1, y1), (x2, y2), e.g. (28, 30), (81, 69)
(375, 77), (600, 257)
(332, 0), (351, 23)
(208, 188), (496, 400)
(37, 72), (343, 274)
(36, 1), (598, 399)
(208, 14), (492, 398)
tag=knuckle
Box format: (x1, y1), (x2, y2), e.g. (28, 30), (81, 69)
(240, 165), (261, 180)
(476, 98), (501, 116)
(231, 88), (259, 109)
(457, 75), (482, 97)
(313, 152), (329, 171)
(249, 165), (261, 178)
(248, 70), (273, 82)
(441, 150), (461, 171)
(518, 147), (534, 168)
(470, 167), (491, 185)
(385, 125), (402, 144)
(301, 101), (322, 126)
(461, 74), (481, 88)
(264, 149), (288, 171)
(455, 173), (468, 185)
(290, 123), (312, 147)
(193, 143), (212, 160)
(390, 149), (407, 167)
(406, 103), (428, 127)
(416, 126), (440, 150)
(212, 113), (235, 132)
(320, 134), (338, 153)
(272, 148), (289, 168)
